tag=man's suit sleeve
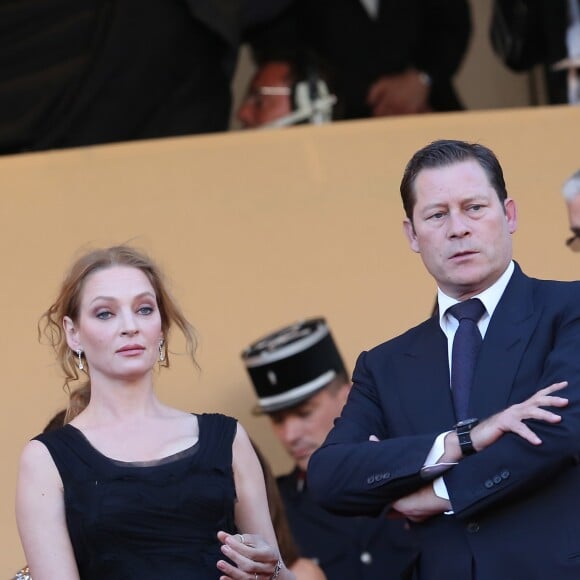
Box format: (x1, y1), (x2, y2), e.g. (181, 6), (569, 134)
(308, 350), (441, 516)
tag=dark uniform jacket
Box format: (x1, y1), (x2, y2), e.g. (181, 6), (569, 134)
(278, 467), (417, 580)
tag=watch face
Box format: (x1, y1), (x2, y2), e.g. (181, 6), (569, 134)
(455, 418), (478, 428)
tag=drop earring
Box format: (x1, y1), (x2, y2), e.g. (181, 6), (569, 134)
(158, 339), (166, 362)
(76, 349), (84, 371)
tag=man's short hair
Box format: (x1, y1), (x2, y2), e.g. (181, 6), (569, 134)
(562, 170), (580, 201)
(400, 139), (508, 220)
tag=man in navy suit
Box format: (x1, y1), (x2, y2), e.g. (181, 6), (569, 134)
(308, 139), (580, 579)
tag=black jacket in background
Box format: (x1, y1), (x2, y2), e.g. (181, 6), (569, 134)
(490, 0), (568, 104)
(249, 0), (472, 120)
(0, 0), (291, 154)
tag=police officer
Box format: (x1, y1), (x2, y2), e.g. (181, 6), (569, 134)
(241, 317), (417, 580)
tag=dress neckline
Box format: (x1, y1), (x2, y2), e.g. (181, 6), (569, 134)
(63, 415), (200, 468)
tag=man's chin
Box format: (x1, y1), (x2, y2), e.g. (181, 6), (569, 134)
(295, 456), (311, 472)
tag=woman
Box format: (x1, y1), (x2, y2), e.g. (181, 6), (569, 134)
(16, 245), (294, 580)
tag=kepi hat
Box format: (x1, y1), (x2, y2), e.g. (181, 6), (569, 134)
(241, 317), (346, 414)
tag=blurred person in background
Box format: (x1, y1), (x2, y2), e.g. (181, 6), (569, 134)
(0, 0), (291, 154)
(562, 169), (580, 251)
(237, 56), (336, 129)
(491, 0), (580, 104)
(247, 0), (471, 120)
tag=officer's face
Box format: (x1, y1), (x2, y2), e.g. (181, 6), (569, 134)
(268, 383), (350, 471)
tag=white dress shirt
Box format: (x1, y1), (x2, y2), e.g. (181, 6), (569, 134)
(424, 261), (515, 507)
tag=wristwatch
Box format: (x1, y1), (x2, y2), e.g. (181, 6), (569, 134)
(454, 418), (479, 457)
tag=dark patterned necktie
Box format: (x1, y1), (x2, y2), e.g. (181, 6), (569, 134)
(447, 298), (486, 421)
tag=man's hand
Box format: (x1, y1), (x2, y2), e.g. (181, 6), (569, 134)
(374, 381), (568, 523)
(366, 69), (431, 116)
(391, 484), (450, 523)
(439, 381), (569, 462)
(470, 381), (569, 452)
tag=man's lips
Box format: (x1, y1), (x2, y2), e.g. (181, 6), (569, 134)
(291, 447), (313, 460)
(449, 250), (478, 259)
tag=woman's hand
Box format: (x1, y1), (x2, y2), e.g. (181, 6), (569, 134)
(216, 531), (288, 579)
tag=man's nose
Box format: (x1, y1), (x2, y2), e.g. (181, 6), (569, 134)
(278, 417), (303, 444)
(447, 211), (471, 238)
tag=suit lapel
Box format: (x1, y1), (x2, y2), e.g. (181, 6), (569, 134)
(470, 265), (541, 418)
(396, 317), (457, 432)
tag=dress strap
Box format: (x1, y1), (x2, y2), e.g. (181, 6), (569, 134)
(33, 426), (92, 483)
(196, 413), (237, 472)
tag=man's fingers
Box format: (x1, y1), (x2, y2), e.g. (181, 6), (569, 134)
(509, 422), (542, 445)
(531, 408), (564, 423)
(538, 381), (568, 395)
(499, 407), (564, 445)
(538, 396), (568, 408)
(501, 406), (563, 429)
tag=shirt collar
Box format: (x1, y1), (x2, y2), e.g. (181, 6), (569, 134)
(438, 261), (515, 326)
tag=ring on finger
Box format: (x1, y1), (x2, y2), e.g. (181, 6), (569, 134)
(238, 534), (245, 545)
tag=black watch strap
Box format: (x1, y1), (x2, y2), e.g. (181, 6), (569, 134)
(455, 418), (479, 457)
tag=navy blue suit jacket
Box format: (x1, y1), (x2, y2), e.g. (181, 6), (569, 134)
(309, 264), (580, 580)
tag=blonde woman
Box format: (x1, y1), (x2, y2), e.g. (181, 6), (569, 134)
(16, 245), (294, 580)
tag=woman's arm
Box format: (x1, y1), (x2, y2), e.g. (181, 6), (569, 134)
(216, 423), (295, 580)
(16, 440), (79, 580)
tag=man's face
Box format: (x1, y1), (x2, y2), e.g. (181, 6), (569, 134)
(268, 383), (350, 471)
(237, 62), (293, 129)
(403, 160), (518, 300)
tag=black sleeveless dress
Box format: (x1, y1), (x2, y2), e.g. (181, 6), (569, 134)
(34, 413), (238, 579)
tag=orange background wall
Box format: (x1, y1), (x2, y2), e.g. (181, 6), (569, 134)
(1, 106), (578, 573)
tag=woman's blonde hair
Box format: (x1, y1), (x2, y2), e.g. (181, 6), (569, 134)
(39, 245), (198, 422)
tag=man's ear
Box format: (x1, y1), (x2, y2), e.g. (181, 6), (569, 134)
(504, 198), (518, 234)
(63, 316), (81, 351)
(403, 218), (420, 253)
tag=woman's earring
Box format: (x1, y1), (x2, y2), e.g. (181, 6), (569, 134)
(158, 339), (166, 362)
(76, 349), (84, 371)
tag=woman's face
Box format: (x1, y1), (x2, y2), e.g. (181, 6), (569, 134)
(64, 265), (163, 384)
